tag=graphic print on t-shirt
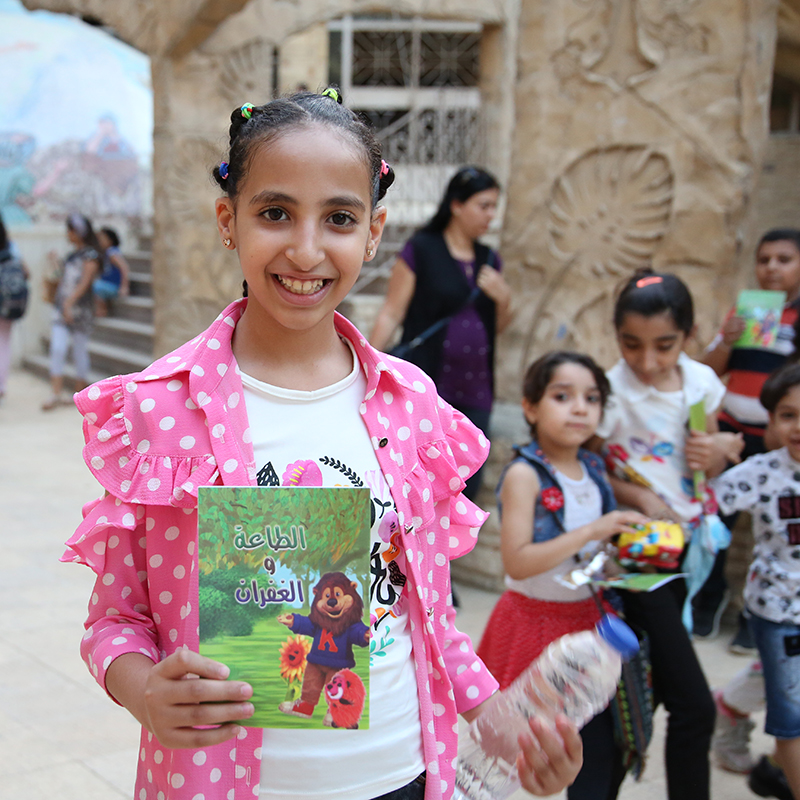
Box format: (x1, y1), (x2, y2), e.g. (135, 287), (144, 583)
(777, 493), (800, 546)
(257, 456), (408, 666)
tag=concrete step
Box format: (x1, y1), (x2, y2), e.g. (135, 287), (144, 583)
(111, 294), (154, 324)
(93, 316), (154, 355)
(128, 270), (152, 298)
(125, 250), (153, 273)
(24, 352), (115, 386)
(29, 333), (154, 382)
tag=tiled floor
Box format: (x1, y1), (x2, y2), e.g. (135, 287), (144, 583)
(0, 367), (772, 799)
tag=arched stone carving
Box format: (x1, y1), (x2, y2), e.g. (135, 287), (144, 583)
(219, 40), (276, 104)
(520, 145), (673, 368)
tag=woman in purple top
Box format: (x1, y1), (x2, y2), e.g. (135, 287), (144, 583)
(370, 166), (513, 500)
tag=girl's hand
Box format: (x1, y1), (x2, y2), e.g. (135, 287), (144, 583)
(141, 650), (254, 749)
(588, 510), (650, 541)
(62, 302), (74, 324)
(516, 715), (583, 796)
(685, 429), (714, 472)
(476, 265), (511, 306)
(721, 315), (746, 347)
(714, 431), (744, 465)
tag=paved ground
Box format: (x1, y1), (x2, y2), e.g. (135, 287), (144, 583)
(0, 367), (774, 799)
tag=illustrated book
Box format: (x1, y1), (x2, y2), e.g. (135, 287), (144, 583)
(733, 289), (786, 350)
(197, 486), (372, 729)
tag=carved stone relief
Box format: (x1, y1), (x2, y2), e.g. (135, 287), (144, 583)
(219, 40), (276, 104)
(521, 145), (673, 368)
(497, 0), (779, 399)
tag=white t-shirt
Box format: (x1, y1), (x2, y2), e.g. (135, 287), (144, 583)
(505, 463), (602, 602)
(241, 339), (425, 799)
(712, 448), (800, 625)
(596, 353), (726, 522)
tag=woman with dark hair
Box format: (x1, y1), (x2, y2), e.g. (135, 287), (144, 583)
(41, 213), (100, 410)
(370, 166), (513, 500)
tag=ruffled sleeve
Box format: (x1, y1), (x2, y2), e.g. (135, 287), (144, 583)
(403, 400), (490, 559)
(75, 374), (220, 509)
(62, 493), (161, 699)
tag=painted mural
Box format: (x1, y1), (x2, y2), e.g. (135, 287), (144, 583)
(0, 0), (152, 224)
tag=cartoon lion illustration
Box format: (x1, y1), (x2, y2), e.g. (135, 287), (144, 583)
(323, 668), (366, 729)
(277, 571), (369, 719)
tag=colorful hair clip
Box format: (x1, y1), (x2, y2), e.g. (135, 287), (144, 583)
(635, 276), (663, 289)
(321, 87), (342, 104)
(219, 161), (229, 180)
(240, 103), (254, 120)
(380, 159), (390, 177)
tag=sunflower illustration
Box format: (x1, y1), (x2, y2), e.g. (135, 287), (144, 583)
(279, 634), (311, 683)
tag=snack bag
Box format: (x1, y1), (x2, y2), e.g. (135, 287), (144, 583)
(617, 520), (684, 570)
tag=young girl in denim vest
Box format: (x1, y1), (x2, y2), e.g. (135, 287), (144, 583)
(62, 90), (582, 800)
(478, 351), (647, 800)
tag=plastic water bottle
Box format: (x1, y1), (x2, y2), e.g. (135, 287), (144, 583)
(454, 614), (639, 800)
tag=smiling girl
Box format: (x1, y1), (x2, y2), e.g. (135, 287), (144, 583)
(61, 91), (582, 800)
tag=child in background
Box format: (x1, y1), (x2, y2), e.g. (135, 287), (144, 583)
(711, 660), (793, 800)
(92, 226), (130, 316)
(61, 91), (582, 800)
(710, 362), (800, 800)
(593, 269), (737, 800)
(477, 351), (648, 800)
(696, 228), (800, 651)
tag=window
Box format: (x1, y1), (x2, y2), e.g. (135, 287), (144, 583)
(770, 74), (800, 134)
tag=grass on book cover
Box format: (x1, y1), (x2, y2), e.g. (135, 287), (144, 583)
(197, 486), (372, 729)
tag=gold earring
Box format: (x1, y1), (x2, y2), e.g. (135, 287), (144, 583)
(223, 237), (232, 248)
(366, 246), (374, 258)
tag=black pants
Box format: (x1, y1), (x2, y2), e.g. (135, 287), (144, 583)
(373, 772), (426, 800)
(458, 406), (491, 502)
(568, 706), (627, 800)
(620, 580), (715, 800)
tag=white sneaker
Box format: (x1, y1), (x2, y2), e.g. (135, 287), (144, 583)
(712, 690), (755, 773)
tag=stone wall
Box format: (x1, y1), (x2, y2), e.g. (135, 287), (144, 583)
(496, 0), (781, 397)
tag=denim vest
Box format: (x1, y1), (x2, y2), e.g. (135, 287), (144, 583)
(497, 440), (617, 543)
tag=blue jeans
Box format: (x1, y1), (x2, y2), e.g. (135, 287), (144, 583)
(749, 612), (800, 738)
(373, 772), (426, 800)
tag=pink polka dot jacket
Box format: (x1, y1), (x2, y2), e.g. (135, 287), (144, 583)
(62, 299), (499, 800)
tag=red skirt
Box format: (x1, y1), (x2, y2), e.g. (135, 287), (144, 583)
(477, 590), (612, 690)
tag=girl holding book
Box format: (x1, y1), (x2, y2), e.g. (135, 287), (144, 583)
(61, 90), (582, 800)
(593, 269), (736, 800)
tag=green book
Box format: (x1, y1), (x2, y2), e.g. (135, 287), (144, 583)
(198, 486), (372, 729)
(689, 398), (706, 500)
(593, 572), (686, 592)
(733, 289), (786, 350)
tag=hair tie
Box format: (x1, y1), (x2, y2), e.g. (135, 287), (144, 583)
(636, 276), (663, 289)
(380, 159), (390, 177)
(321, 87), (342, 104)
(219, 161), (229, 180)
(240, 103), (254, 120)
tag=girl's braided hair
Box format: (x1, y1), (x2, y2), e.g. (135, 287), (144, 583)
(212, 90), (395, 208)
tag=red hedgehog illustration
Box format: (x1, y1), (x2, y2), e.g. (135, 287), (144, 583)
(323, 668), (366, 729)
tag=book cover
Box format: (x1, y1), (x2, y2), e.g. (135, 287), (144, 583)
(734, 289), (786, 349)
(688, 398), (706, 500)
(197, 486), (372, 729)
